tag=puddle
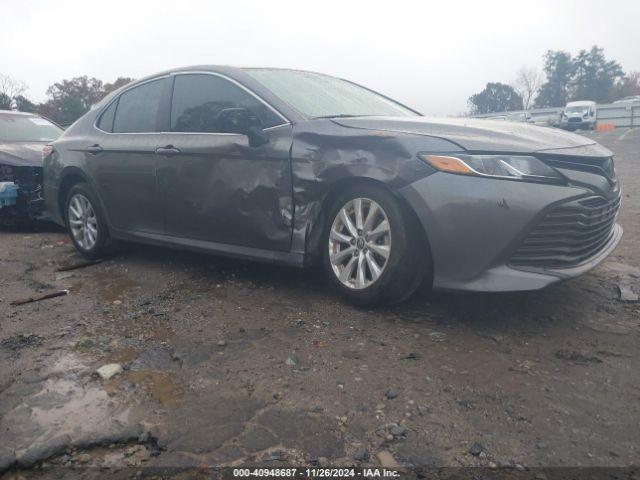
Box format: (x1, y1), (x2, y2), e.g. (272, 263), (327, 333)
(30, 377), (129, 434)
(127, 371), (182, 409)
(0, 352), (141, 466)
(71, 270), (140, 303)
(43, 352), (91, 376)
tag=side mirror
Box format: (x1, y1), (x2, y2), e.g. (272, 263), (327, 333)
(216, 108), (269, 147)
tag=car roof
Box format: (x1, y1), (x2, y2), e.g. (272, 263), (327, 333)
(128, 65), (330, 87)
(92, 65), (356, 123)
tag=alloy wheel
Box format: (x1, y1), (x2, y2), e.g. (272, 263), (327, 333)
(328, 197), (392, 290)
(68, 193), (98, 250)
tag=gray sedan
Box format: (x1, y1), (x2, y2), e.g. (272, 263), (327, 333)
(43, 67), (621, 305)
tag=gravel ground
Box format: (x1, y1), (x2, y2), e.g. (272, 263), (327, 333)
(1, 128), (639, 477)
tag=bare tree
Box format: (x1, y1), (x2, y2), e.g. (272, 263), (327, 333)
(513, 67), (544, 110)
(0, 74), (28, 101)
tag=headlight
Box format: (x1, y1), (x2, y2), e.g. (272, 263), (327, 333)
(419, 154), (565, 184)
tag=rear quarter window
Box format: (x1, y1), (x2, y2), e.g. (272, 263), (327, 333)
(97, 100), (117, 132)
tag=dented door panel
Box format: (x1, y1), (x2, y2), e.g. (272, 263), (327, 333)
(156, 125), (294, 251)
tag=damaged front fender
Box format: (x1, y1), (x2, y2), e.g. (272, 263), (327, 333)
(289, 119), (460, 263)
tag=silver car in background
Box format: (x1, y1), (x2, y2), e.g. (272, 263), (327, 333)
(0, 110), (63, 225)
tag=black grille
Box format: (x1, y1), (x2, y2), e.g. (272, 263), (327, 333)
(510, 194), (620, 269)
(543, 156), (617, 184)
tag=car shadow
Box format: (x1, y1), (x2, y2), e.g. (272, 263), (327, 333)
(0, 220), (66, 234)
(111, 241), (604, 334)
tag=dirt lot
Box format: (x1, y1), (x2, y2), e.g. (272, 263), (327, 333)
(1, 128), (639, 476)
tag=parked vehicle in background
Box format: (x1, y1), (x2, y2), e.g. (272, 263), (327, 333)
(482, 113), (533, 123)
(0, 110), (63, 226)
(43, 66), (622, 305)
(560, 100), (597, 130)
(529, 111), (562, 128)
(483, 115), (507, 121)
(505, 112), (533, 123)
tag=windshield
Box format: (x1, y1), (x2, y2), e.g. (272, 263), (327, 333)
(565, 106), (589, 114)
(245, 69), (419, 118)
(0, 114), (63, 142)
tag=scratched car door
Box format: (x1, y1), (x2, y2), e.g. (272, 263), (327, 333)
(156, 73), (294, 252)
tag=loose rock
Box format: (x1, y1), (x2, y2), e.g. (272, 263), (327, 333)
(96, 363), (123, 380)
(76, 453), (91, 464)
(385, 388), (398, 400)
(376, 450), (401, 469)
(617, 283), (639, 302)
(353, 448), (369, 461)
(285, 354), (299, 366)
(390, 425), (407, 437)
(469, 442), (484, 456)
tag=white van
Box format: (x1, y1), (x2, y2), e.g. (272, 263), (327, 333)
(560, 100), (597, 130)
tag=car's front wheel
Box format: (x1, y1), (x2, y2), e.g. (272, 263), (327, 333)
(65, 183), (113, 260)
(322, 183), (429, 306)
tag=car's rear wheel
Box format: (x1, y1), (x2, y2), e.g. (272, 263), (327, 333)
(65, 183), (113, 260)
(322, 183), (429, 306)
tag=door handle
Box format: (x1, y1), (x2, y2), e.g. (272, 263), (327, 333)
(86, 144), (103, 155)
(155, 145), (181, 157)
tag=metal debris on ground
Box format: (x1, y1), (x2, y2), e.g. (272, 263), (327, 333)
(10, 289), (69, 306)
(56, 258), (105, 272)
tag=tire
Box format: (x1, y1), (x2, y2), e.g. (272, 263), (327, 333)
(322, 183), (430, 306)
(65, 182), (115, 260)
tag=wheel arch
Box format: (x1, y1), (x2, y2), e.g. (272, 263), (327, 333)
(304, 175), (433, 281)
(57, 167), (111, 230)
(58, 167), (91, 226)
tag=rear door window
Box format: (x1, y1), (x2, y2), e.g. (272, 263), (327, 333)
(170, 74), (283, 133)
(113, 79), (165, 133)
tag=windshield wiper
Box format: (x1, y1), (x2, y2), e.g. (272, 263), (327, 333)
(312, 114), (371, 120)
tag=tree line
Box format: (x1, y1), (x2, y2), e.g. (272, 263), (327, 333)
(3, 47), (640, 122)
(0, 74), (134, 126)
(469, 46), (640, 115)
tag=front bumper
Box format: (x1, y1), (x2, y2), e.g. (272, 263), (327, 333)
(0, 166), (48, 224)
(561, 118), (594, 129)
(399, 172), (622, 292)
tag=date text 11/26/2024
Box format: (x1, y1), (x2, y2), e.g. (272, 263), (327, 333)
(232, 468), (401, 478)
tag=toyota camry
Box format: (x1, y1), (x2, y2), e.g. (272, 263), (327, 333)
(42, 66), (622, 305)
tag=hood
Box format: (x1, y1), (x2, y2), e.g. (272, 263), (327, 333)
(332, 116), (612, 157)
(0, 142), (46, 167)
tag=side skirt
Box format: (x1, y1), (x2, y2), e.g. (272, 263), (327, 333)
(110, 227), (305, 267)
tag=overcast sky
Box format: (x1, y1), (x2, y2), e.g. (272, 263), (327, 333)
(2, 0), (639, 115)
